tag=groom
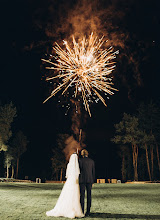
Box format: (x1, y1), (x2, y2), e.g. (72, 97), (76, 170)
(79, 149), (95, 216)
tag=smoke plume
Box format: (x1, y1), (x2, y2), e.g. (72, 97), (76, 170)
(34, 0), (150, 108)
(41, 0), (126, 48)
(63, 136), (81, 161)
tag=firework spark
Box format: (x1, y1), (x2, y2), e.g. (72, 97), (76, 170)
(42, 33), (118, 116)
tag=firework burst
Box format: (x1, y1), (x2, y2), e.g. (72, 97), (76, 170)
(42, 33), (118, 116)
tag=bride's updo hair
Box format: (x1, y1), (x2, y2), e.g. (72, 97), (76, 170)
(81, 149), (88, 157)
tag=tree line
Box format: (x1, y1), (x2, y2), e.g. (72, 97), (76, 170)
(2, 101), (159, 182)
(48, 101), (160, 182)
(0, 102), (28, 179)
(112, 101), (160, 182)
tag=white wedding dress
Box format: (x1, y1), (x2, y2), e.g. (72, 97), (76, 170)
(46, 153), (84, 219)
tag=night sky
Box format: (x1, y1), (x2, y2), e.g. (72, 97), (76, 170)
(1, 0), (160, 180)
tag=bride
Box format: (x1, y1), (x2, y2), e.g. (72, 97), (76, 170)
(46, 152), (84, 219)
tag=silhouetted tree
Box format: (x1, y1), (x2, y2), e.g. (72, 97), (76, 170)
(112, 113), (143, 181)
(0, 102), (17, 152)
(51, 134), (69, 181)
(11, 131), (28, 179)
(112, 102), (160, 181)
(137, 101), (160, 179)
(117, 145), (132, 182)
(140, 133), (155, 181)
(4, 151), (13, 178)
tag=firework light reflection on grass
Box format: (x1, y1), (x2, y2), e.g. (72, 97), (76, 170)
(42, 33), (119, 116)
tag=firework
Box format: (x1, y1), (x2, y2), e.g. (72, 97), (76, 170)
(42, 33), (118, 116)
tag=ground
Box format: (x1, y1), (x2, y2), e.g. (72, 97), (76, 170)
(0, 183), (160, 220)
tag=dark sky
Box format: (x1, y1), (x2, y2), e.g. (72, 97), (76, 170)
(1, 0), (160, 180)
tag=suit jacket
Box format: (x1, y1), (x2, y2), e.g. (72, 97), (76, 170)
(79, 157), (95, 184)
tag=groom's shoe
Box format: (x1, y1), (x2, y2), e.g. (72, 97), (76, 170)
(85, 212), (90, 217)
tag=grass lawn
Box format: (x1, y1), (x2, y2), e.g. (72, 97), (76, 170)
(0, 183), (160, 220)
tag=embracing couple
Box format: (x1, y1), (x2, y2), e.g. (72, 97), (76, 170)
(46, 149), (95, 219)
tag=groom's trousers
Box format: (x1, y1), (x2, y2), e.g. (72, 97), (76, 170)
(80, 183), (92, 213)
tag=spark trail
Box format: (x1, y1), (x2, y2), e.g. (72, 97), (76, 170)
(42, 33), (118, 116)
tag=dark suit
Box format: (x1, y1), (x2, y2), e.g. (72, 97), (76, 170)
(79, 156), (95, 214)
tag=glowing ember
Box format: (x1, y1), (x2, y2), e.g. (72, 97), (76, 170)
(42, 33), (118, 116)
